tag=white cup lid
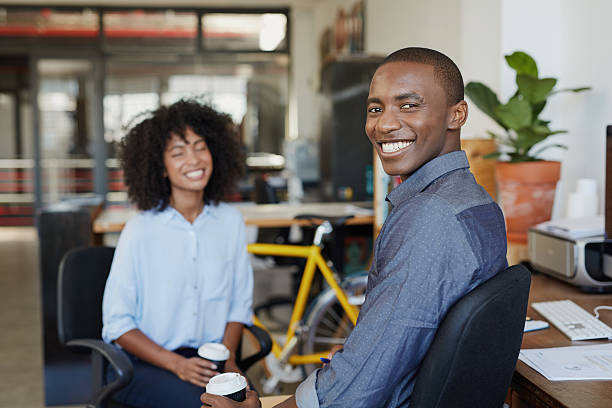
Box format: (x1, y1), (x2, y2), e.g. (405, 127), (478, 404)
(206, 373), (247, 395)
(198, 343), (230, 361)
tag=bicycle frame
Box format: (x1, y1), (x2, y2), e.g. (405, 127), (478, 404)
(248, 243), (360, 365)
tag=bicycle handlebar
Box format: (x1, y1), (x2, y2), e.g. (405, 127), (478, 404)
(293, 214), (355, 247)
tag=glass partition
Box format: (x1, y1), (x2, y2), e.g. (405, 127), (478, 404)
(103, 9), (198, 53)
(202, 13), (287, 51)
(0, 5), (290, 223)
(37, 58), (98, 203)
(0, 7), (99, 37)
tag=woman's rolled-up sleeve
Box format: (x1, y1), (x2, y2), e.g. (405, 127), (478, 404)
(226, 215), (253, 325)
(102, 223), (140, 343)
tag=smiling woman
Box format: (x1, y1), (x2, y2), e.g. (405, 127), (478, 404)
(101, 99), (253, 408)
(163, 129), (214, 222)
(119, 99), (244, 212)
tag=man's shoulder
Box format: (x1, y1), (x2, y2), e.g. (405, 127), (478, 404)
(425, 168), (494, 215)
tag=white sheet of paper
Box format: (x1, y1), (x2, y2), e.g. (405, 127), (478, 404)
(519, 343), (612, 381)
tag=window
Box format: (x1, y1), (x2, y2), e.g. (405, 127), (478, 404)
(202, 13), (287, 51)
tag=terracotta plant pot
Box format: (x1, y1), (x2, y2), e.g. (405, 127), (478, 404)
(495, 161), (561, 244)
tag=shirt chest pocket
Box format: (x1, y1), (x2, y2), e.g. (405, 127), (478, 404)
(204, 258), (232, 300)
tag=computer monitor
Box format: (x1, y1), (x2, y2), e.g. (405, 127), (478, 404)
(606, 125), (611, 238)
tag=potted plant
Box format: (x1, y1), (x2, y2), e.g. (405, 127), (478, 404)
(465, 51), (589, 243)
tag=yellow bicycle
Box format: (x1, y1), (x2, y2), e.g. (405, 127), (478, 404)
(248, 215), (368, 392)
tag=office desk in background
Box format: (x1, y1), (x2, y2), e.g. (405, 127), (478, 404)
(260, 395), (291, 407)
(512, 273), (612, 408)
(92, 201), (374, 236)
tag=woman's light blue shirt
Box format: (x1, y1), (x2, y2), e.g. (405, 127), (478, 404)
(102, 202), (253, 350)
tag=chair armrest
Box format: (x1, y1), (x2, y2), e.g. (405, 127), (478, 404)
(67, 339), (133, 407)
(238, 324), (273, 372)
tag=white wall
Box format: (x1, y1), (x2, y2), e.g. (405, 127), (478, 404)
(362, 0), (608, 218)
(501, 0), (610, 218)
(363, 0), (502, 139)
(364, 0), (462, 60)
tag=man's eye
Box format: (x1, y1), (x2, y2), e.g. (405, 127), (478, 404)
(171, 152), (183, 158)
(368, 106), (382, 113)
(401, 103), (418, 109)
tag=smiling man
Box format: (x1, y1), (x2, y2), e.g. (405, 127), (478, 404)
(201, 47), (508, 408)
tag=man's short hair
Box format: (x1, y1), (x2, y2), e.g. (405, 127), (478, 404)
(382, 47), (464, 105)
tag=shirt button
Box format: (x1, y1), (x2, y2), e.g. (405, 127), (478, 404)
(193, 312), (197, 316)
(192, 257), (196, 262)
(189, 230), (195, 236)
(193, 285), (198, 290)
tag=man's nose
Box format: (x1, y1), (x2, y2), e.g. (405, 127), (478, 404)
(378, 110), (401, 133)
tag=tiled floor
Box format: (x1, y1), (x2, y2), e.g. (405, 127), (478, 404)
(0, 226), (298, 407)
(0, 227), (46, 408)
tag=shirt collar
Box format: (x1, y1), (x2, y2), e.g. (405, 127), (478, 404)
(386, 150), (470, 206)
(156, 202), (217, 225)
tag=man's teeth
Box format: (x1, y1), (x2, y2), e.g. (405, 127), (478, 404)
(381, 141), (414, 153)
(185, 170), (203, 179)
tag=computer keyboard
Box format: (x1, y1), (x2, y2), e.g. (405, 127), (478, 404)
(531, 300), (612, 341)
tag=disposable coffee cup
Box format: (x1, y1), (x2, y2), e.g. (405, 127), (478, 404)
(206, 372), (247, 402)
(198, 343), (230, 372)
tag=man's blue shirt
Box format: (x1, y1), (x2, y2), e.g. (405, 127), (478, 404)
(296, 150), (508, 407)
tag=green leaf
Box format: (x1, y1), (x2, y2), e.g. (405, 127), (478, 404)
(511, 151), (541, 162)
(529, 143), (567, 158)
(535, 119), (551, 126)
(483, 151), (502, 160)
(532, 101), (547, 118)
(495, 98), (532, 130)
(550, 86), (591, 95)
(486, 130), (515, 148)
(505, 51), (538, 77)
(517, 75), (557, 103)
(465, 82), (507, 130)
(515, 127), (553, 151)
(532, 126), (567, 137)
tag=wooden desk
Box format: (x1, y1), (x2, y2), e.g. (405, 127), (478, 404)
(511, 274), (612, 408)
(260, 395), (291, 408)
(93, 201), (374, 234)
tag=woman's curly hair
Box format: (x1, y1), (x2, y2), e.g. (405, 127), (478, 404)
(119, 99), (244, 211)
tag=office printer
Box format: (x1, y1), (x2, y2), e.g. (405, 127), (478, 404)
(528, 216), (612, 292)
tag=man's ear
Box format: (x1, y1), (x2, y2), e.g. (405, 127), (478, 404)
(448, 100), (468, 130)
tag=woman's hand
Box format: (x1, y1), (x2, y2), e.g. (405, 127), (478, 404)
(223, 360), (242, 374)
(172, 356), (220, 387)
(201, 390), (261, 408)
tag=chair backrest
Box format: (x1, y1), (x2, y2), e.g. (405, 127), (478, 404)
(411, 264), (531, 408)
(58, 246), (115, 345)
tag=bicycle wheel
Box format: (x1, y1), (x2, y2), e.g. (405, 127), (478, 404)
(301, 273), (368, 375)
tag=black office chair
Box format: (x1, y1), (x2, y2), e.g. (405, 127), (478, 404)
(58, 246), (272, 408)
(410, 264), (531, 408)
